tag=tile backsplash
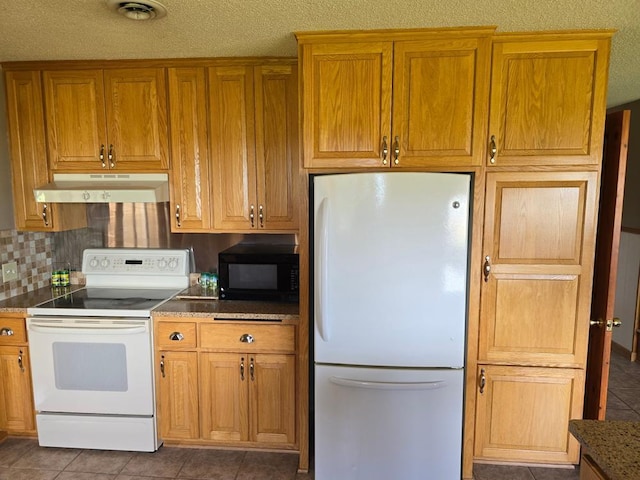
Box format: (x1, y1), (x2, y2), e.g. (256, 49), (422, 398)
(0, 229), (52, 300)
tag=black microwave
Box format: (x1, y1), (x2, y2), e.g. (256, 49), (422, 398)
(218, 244), (299, 302)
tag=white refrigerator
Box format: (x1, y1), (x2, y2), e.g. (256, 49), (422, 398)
(313, 172), (471, 480)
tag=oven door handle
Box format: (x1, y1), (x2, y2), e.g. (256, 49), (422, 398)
(28, 322), (148, 335)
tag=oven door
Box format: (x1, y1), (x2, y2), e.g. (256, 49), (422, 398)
(27, 317), (154, 416)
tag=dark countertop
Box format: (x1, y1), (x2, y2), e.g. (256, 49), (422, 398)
(0, 285), (299, 320)
(0, 286), (80, 313)
(569, 420), (640, 480)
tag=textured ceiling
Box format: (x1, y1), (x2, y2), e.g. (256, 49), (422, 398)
(0, 0), (638, 107)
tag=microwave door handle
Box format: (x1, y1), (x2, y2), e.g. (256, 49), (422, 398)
(315, 197), (330, 342)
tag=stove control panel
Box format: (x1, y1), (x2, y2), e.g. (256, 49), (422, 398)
(82, 249), (190, 276)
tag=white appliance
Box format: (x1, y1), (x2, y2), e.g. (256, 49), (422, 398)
(27, 248), (190, 452)
(313, 172), (471, 479)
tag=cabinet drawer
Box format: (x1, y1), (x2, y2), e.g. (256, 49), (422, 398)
(156, 322), (197, 349)
(200, 324), (295, 353)
(0, 318), (27, 345)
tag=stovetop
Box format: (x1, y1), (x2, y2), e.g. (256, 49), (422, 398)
(28, 287), (183, 318)
(27, 248), (190, 318)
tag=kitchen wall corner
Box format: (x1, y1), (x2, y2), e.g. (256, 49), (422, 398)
(0, 229), (52, 300)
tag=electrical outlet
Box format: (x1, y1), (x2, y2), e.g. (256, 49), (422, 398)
(2, 261), (18, 283)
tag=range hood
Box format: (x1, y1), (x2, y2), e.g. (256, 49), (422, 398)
(33, 173), (170, 203)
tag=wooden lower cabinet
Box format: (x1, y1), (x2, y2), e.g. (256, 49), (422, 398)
(474, 365), (584, 464)
(0, 316), (35, 434)
(154, 317), (297, 449)
(200, 352), (295, 445)
(157, 351), (199, 440)
(580, 454), (608, 480)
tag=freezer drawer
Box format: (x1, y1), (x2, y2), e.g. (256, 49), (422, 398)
(315, 364), (464, 480)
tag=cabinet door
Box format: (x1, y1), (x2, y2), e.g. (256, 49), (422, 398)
(488, 36), (611, 166)
(167, 67), (212, 231)
(300, 42), (393, 168)
(209, 66), (257, 231)
(254, 64), (299, 231)
(5, 71), (86, 231)
(0, 346), (35, 433)
(479, 171), (598, 366)
(104, 68), (169, 170)
(392, 36), (490, 167)
(157, 351), (199, 440)
(474, 365), (583, 464)
(249, 353), (295, 445)
(200, 352), (248, 442)
(44, 70), (107, 171)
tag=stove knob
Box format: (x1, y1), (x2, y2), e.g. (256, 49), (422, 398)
(82, 191), (91, 201)
(89, 258), (99, 268)
(168, 259), (178, 270)
(158, 259), (168, 269)
(100, 258), (110, 268)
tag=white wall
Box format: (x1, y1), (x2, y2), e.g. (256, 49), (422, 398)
(0, 66), (16, 230)
(613, 231), (640, 351)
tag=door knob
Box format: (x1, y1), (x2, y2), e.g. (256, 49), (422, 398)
(589, 318), (622, 331)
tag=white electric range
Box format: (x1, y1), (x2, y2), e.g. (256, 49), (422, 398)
(26, 248), (190, 452)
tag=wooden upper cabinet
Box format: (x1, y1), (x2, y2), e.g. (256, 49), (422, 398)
(487, 33), (613, 166)
(209, 65), (257, 231)
(299, 41), (392, 168)
(392, 37), (491, 167)
(296, 28), (494, 169)
(167, 67), (212, 232)
(5, 70), (86, 231)
(210, 62), (300, 232)
(479, 171), (599, 367)
(254, 64), (299, 231)
(44, 68), (169, 171)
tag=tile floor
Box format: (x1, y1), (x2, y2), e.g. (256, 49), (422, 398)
(0, 349), (638, 480)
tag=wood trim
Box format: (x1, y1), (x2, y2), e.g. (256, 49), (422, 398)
(621, 226), (640, 235)
(1, 57), (297, 71)
(295, 26), (497, 44)
(610, 341), (633, 360)
(462, 169), (486, 479)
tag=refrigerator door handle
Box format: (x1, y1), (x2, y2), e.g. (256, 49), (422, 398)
(329, 376), (447, 391)
(315, 197), (330, 341)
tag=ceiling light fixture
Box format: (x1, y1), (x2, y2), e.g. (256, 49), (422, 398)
(106, 0), (168, 21)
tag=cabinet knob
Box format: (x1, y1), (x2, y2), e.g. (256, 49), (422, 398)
(479, 368), (486, 394)
(169, 331), (184, 341)
(258, 205), (264, 228)
(99, 144), (106, 168)
(249, 205), (255, 228)
(108, 144), (115, 168)
(240, 333), (254, 344)
(160, 354), (165, 378)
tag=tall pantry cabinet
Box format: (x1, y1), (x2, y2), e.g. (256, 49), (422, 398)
(474, 32), (612, 466)
(294, 27), (613, 477)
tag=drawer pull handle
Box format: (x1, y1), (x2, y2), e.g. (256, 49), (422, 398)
(0, 328), (14, 336)
(240, 333), (254, 344)
(479, 368), (486, 394)
(160, 355), (165, 378)
(240, 357), (245, 381)
(169, 332), (184, 341)
(250, 357), (255, 381)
